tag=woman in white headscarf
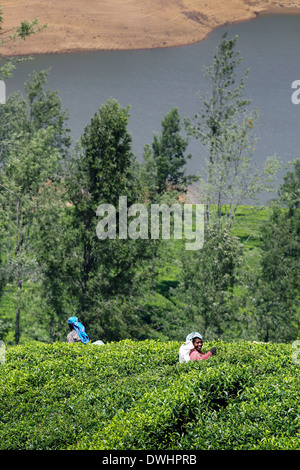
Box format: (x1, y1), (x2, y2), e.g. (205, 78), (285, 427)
(179, 332), (216, 363)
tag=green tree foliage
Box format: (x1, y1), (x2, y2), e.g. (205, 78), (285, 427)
(139, 108), (198, 297)
(0, 130), (61, 344)
(0, 7), (46, 340)
(34, 99), (155, 342)
(186, 34), (250, 147)
(253, 159), (300, 342)
(0, 33), (297, 346)
(140, 107), (197, 200)
(0, 71), (70, 344)
(0, 69), (71, 163)
(0, 6), (47, 79)
(30, 179), (72, 342)
(185, 34), (279, 225)
(175, 226), (243, 339)
(67, 99), (147, 299)
(69, 99), (157, 339)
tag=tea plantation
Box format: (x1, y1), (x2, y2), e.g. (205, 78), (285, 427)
(0, 340), (299, 450)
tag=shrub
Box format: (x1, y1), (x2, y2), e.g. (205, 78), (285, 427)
(0, 340), (298, 450)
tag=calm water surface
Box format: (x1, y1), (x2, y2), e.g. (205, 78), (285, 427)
(6, 14), (300, 201)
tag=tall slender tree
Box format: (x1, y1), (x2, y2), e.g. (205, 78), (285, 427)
(254, 159), (300, 342)
(0, 72), (69, 344)
(185, 34), (279, 226)
(140, 107), (197, 200)
(0, 128), (62, 344)
(35, 99), (154, 341)
(175, 226), (243, 339)
(139, 108), (198, 293)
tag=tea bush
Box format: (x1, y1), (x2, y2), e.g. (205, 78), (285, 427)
(0, 340), (298, 450)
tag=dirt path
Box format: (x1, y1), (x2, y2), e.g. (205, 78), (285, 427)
(1, 0), (300, 56)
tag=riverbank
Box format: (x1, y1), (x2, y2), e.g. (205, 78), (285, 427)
(1, 0), (300, 56)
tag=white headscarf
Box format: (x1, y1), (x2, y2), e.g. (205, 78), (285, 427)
(179, 332), (203, 363)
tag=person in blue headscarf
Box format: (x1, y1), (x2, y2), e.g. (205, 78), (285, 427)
(67, 316), (89, 344)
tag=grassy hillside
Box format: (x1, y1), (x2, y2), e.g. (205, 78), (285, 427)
(0, 339), (298, 450)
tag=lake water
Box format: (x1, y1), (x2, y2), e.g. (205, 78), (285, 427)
(5, 14), (300, 202)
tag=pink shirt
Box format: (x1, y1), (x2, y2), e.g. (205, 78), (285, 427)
(189, 349), (212, 361)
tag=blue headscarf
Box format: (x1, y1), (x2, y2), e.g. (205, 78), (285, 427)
(68, 316), (89, 344)
(186, 332), (203, 343)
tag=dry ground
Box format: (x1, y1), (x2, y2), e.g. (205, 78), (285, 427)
(1, 0), (300, 55)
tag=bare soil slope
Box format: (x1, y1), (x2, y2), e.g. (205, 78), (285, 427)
(1, 0), (300, 55)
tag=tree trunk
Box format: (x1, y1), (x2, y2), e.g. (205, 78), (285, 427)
(205, 204), (210, 225)
(49, 323), (54, 343)
(14, 277), (22, 345)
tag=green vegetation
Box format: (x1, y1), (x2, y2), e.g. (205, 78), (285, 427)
(0, 340), (298, 450)
(0, 35), (299, 345)
(0, 13), (299, 452)
(0, 6), (46, 80)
